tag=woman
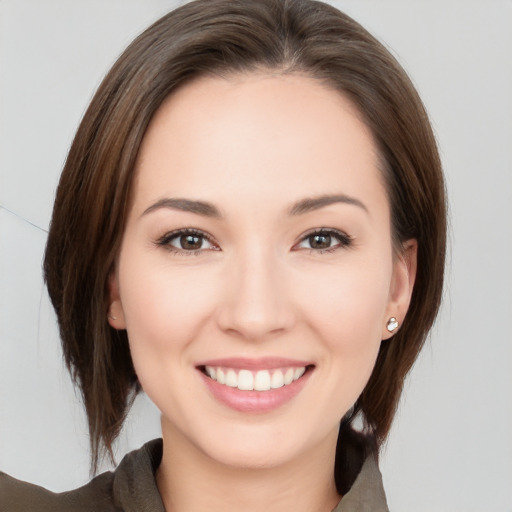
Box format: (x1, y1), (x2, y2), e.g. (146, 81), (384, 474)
(0, 0), (446, 510)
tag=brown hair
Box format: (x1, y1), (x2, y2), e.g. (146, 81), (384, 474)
(44, 0), (446, 491)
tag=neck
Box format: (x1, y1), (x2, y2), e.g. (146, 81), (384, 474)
(156, 418), (341, 512)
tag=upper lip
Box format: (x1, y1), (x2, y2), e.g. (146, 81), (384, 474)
(196, 357), (313, 370)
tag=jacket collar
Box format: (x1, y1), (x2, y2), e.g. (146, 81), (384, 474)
(113, 438), (389, 512)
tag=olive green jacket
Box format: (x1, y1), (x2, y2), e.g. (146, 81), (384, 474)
(0, 439), (389, 511)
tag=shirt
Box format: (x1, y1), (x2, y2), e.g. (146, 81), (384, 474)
(0, 438), (389, 511)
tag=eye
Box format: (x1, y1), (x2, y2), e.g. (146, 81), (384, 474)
(295, 228), (352, 254)
(156, 228), (218, 255)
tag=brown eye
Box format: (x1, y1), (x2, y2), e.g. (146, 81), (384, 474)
(157, 229), (216, 254)
(296, 229), (353, 253)
(179, 234), (203, 250)
(309, 233), (332, 249)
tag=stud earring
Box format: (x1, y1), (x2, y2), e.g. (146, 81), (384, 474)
(386, 317), (399, 332)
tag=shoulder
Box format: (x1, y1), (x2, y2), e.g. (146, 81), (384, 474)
(0, 438), (164, 512)
(333, 454), (390, 512)
(0, 470), (118, 512)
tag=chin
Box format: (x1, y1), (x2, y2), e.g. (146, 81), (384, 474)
(195, 422), (320, 470)
(207, 443), (298, 470)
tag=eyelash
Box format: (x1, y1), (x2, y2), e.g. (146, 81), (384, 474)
(156, 228), (218, 257)
(155, 228), (353, 256)
(298, 228), (353, 254)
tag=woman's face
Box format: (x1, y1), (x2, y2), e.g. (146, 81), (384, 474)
(109, 73), (415, 469)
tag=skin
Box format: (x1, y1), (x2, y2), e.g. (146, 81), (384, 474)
(108, 73), (416, 512)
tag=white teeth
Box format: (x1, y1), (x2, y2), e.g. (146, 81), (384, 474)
(254, 370), (271, 391)
(271, 370), (284, 389)
(204, 365), (307, 391)
(225, 369), (237, 387)
(294, 367), (305, 379)
(237, 370), (254, 391)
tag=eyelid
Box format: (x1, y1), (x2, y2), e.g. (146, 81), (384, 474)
(294, 228), (353, 252)
(155, 228), (220, 254)
(155, 226), (353, 255)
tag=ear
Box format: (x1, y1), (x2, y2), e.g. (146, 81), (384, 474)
(382, 239), (418, 340)
(107, 270), (127, 330)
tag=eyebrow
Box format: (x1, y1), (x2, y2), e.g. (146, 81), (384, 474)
(142, 198), (221, 218)
(287, 194), (368, 216)
(141, 194), (368, 219)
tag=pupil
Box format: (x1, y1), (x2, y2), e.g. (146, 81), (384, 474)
(311, 234), (330, 249)
(182, 234), (201, 250)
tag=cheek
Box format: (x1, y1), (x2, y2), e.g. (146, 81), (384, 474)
(294, 257), (391, 403)
(121, 264), (216, 344)
(118, 257), (220, 401)
(297, 256), (391, 340)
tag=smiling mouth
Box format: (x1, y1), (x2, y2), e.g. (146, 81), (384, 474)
(199, 365), (313, 392)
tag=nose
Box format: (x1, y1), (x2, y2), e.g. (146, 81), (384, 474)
(216, 247), (296, 342)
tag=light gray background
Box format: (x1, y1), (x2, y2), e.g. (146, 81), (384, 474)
(1, 1), (511, 510)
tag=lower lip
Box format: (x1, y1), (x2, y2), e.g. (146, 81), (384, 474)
(198, 369), (312, 413)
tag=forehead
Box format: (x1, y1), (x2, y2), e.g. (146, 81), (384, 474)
(131, 72), (386, 218)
